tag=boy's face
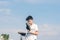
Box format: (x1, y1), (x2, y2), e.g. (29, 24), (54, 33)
(27, 19), (33, 25)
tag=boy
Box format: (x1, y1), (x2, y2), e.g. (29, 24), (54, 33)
(26, 16), (39, 40)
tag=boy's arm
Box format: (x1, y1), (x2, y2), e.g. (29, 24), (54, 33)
(29, 30), (39, 35)
(29, 25), (39, 35)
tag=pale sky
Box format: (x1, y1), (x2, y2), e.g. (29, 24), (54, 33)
(0, 0), (60, 40)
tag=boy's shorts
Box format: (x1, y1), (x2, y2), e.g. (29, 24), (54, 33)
(26, 36), (37, 40)
(26, 38), (36, 40)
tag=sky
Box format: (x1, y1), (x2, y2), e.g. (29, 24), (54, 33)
(0, 0), (60, 40)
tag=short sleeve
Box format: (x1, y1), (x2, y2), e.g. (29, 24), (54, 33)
(34, 25), (38, 31)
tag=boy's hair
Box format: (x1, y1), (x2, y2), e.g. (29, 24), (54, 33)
(26, 15), (33, 21)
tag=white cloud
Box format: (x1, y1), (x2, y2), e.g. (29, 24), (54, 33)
(0, 1), (10, 7)
(0, 29), (25, 33)
(25, 0), (40, 4)
(0, 1), (11, 15)
(0, 9), (11, 15)
(39, 24), (58, 36)
(0, 15), (24, 33)
(13, 0), (60, 4)
(0, 14), (24, 34)
(13, 0), (23, 2)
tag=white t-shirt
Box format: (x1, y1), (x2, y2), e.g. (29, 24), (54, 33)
(26, 23), (38, 40)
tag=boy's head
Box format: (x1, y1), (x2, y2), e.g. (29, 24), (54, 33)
(26, 16), (33, 25)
